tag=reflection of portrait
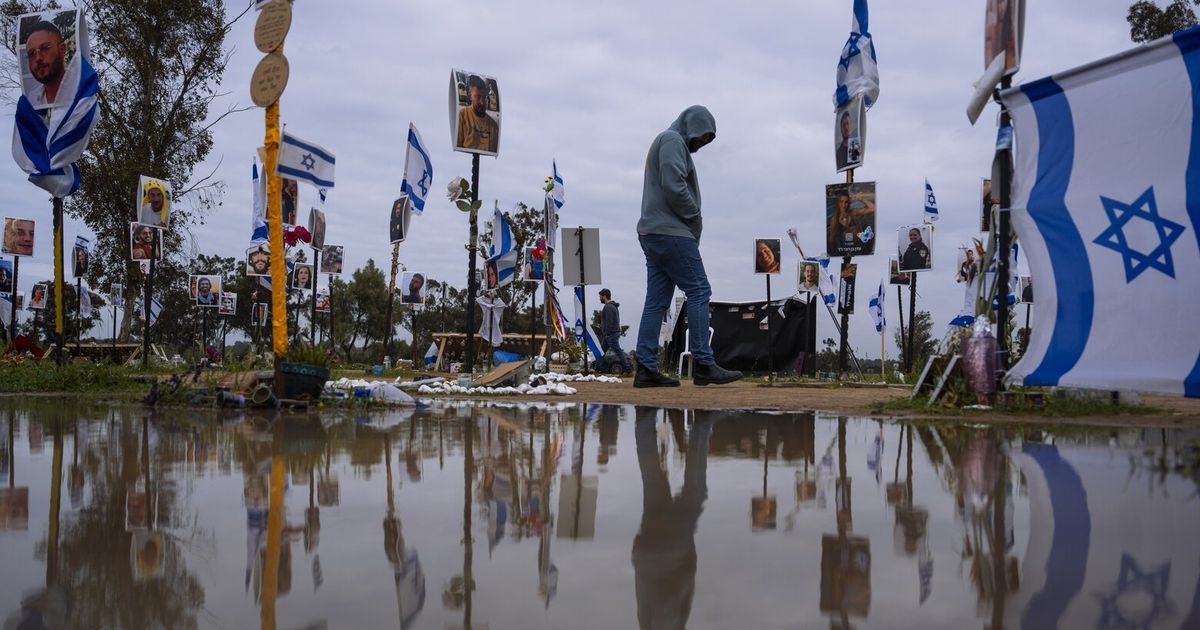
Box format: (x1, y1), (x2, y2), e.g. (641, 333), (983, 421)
(1019, 276), (1033, 303)
(129, 223), (161, 261)
(195, 276), (219, 306)
(2, 217), (35, 256)
(400, 272), (425, 305)
(523, 247), (544, 282)
(0, 260), (12, 293)
(17, 11), (76, 110)
(453, 71), (500, 154)
(799, 261), (821, 294)
(897, 226), (932, 273)
(281, 178), (298, 225)
(72, 245), (88, 277)
(835, 97), (863, 172)
(29, 284), (47, 310)
(319, 245), (343, 275)
(889, 258), (910, 286)
(137, 176), (170, 227)
(485, 259), (498, 290)
(754, 238), (781, 274)
(390, 197), (409, 243)
(825, 182), (876, 257)
(246, 245), (271, 276)
(219, 292), (236, 315)
(308, 207), (326, 250)
(838, 263), (857, 315)
(131, 531), (165, 581)
(985, 0), (1020, 74)
(980, 179), (997, 232)
(292, 264), (313, 290)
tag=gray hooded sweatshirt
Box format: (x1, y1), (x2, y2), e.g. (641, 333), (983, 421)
(637, 106), (716, 242)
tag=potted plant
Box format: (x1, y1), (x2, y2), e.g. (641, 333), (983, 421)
(278, 342), (332, 400)
(561, 339), (584, 373)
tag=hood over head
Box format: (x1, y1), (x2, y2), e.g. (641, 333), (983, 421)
(668, 105), (716, 146)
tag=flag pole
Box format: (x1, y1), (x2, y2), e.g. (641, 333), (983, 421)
(896, 285), (906, 371)
(837, 169), (854, 378)
(995, 75), (1014, 391)
(465, 153), (481, 374)
(7, 255), (18, 342)
(142, 258), (154, 369)
(384, 240), (399, 364)
(263, 46), (288, 381)
(310, 248), (320, 344)
(53, 198), (64, 365)
(766, 274), (773, 379)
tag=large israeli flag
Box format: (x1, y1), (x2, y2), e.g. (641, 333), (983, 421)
(278, 132), (335, 189)
(833, 0), (879, 109)
(868, 278), (886, 333)
(401, 123), (433, 215)
(1004, 27), (1200, 396)
(11, 11), (99, 198)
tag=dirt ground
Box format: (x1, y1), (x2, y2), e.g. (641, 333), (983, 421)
(429, 379), (1200, 428)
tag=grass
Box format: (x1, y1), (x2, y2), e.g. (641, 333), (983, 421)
(873, 391), (1161, 418)
(0, 361), (144, 394)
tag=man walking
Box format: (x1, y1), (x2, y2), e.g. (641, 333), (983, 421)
(634, 105), (742, 388)
(598, 288), (631, 374)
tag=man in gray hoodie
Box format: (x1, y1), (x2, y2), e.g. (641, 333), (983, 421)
(634, 106), (742, 387)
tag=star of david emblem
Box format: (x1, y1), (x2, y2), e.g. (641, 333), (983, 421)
(1095, 554), (1173, 629)
(300, 153), (316, 171)
(1093, 187), (1186, 283)
(417, 171), (431, 197)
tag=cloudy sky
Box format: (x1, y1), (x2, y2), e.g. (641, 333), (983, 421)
(1, 0), (1141, 359)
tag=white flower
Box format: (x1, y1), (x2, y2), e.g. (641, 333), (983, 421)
(447, 177), (469, 202)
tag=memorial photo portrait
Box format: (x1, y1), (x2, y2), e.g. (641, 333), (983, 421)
(449, 69), (501, 156)
(136, 176), (171, 228)
(400, 272), (425, 305)
(798, 261), (821, 296)
(0, 259), (12, 294)
(523, 247), (544, 282)
(389, 196), (410, 244)
(195, 275), (220, 307)
(985, 0), (1023, 75)
(319, 245), (343, 275)
(897, 225), (933, 273)
(245, 244), (271, 277)
(838, 263), (857, 315)
(219, 292), (236, 316)
(281, 178), (298, 225)
(834, 95), (864, 173)
(129, 223), (162, 261)
(754, 238), (781, 274)
(292, 264), (314, 290)
(29, 283), (47, 310)
(2, 217), (35, 257)
(308, 207), (326, 250)
(889, 258), (910, 286)
(825, 182), (876, 257)
(16, 10), (78, 111)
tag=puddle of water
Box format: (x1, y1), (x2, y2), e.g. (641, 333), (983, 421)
(0, 399), (1197, 629)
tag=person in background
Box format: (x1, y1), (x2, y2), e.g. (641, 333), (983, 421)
(598, 288), (631, 375)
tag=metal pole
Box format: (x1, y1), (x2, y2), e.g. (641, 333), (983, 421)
(311, 249), (319, 344)
(575, 227), (588, 375)
(75, 277), (81, 354)
(202, 308), (209, 356)
(530, 289), (536, 359)
(896, 285), (906, 372)
(111, 298), (117, 360)
(53, 197), (64, 365)
(8, 255), (18, 341)
(384, 241), (399, 362)
(411, 307), (418, 366)
(996, 75), (1014, 388)
(838, 256), (851, 376)
(142, 258), (154, 369)
(907, 272), (918, 373)
(465, 153), (481, 373)
(543, 197), (555, 371)
(766, 274), (773, 378)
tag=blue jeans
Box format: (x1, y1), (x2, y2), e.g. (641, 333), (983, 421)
(602, 332), (631, 372)
(636, 234), (713, 371)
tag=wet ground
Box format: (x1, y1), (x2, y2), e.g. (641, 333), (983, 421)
(0, 399), (1198, 629)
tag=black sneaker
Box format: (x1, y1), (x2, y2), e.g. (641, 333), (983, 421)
(693, 363), (743, 386)
(634, 367), (680, 388)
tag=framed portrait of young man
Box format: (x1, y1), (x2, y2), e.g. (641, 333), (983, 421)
(245, 244), (271, 277)
(2, 217), (35, 257)
(72, 235), (89, 278)
(449, 69), (501, 156)
(15, 9), (82, 111)
(389, 196), (411, 245)
(0, 259), (12, 294)
(400, 272), (425, 306)
(129, 223), (162, 261)
(754, 238), (782, 274)
(834, 94), (865, 173)
(194, 275), (221, 307)
(135, 176), (171, 228)
(308, 207), (326, 250)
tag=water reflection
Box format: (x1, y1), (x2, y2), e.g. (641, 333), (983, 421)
(0, 399), (1197, 629)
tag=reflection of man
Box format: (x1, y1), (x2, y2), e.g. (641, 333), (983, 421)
(598, 288), (631, 374)
(247, 247), (270, 275)
(25, 21), (68, 107)
(635, 105), (741, 388)
(139, 180), (168, 226)
(196, 277), (217, 305)
(455, 75), (499, 153)
(3, 219), (35, 256)
(632, 407), (712, 630)
(389, 198), (407, 243)
(401, 273), (424, 304)
(900, 228), (930, 271)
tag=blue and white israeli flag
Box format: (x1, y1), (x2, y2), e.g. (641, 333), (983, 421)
(1004, 27), (1200, 396)
(277, 132), (335, 189)
(401, 123), (433, 215)
(924, 179), (940, 223)
(548, 160), (564, 210)
(868, 278), (886, 333)
(833, 0), (879, 110)
(807, 256), (837, 306)
(487, 206), (519, 289)
(11, 11), (99, 198)
(251, 161), (268, 242)
(148, 297), (163, 327)
(573, 286), (604, 363)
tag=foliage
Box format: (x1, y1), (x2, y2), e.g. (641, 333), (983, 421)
(0, 361), (141, 393)
(1128, 0), (1198, 42)
(894, 310), (937, 375)
(282, 341), (332, 369)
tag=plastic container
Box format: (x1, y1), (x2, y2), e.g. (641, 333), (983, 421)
(278, 362), (331, 400)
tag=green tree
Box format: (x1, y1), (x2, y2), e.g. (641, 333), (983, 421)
(1128, 0), (1198, 42)
(894, 310), (938, 374)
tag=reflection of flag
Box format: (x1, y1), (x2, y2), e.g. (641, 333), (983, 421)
(1005, 29), (1200, 396)
(11, 11), (99, 198)
(924, 179), (939, 223)
(834, 0), (879, 109)
(277, 132), (335, 189)
(401, 123), (433, 214)
(251, 161), (268, 242)
(487, 206), (518, 288)
(868, 278), (885, 332)
(573, 286), (603, 363)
